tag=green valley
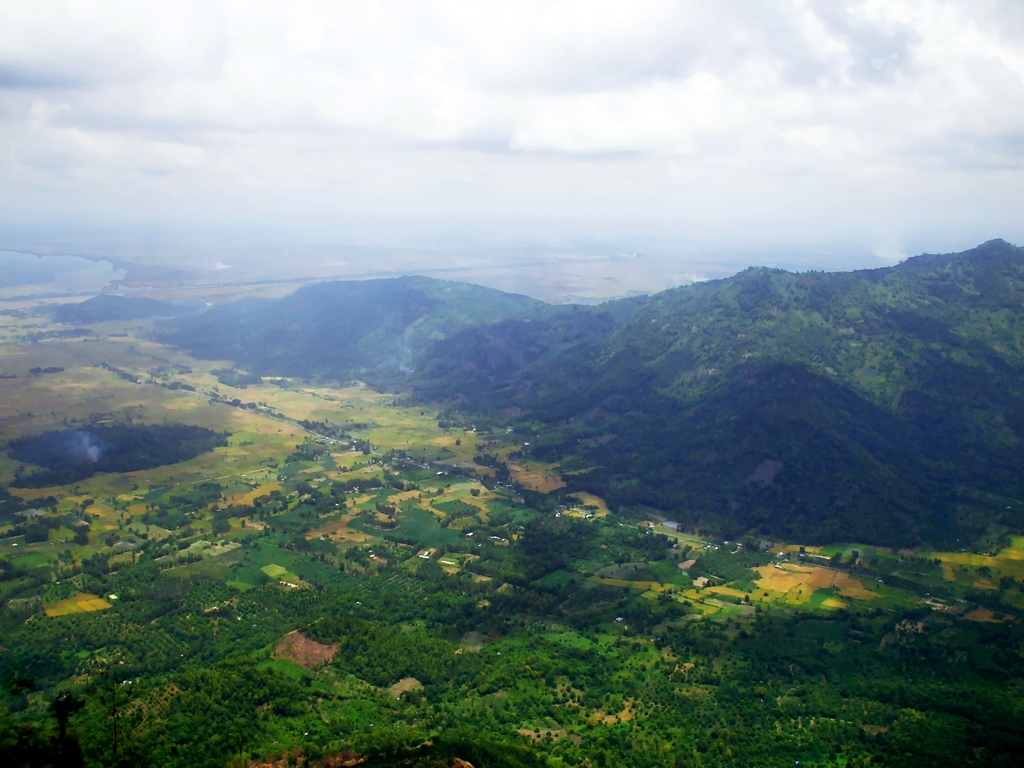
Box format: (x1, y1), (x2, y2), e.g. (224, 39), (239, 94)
(1, 242), (1023, 768)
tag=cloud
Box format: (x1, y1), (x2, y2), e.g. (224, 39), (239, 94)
(0, 0), (1022, 261)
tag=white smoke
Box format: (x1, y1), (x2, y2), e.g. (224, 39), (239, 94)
(66, 430), (104, 463)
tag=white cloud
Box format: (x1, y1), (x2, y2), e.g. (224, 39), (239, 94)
(0, 0), (1022, 263)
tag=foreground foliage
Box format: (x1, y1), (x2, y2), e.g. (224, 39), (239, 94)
(2, 511), (1023, 768)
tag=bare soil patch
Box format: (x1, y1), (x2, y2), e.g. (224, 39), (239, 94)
(308, 513), (371, 544)
(388, 677), (423, 698)
(273, 631), (337, 668)
(964, 607), (1001, 623)
(507, 461), (564, 493)
(807, 568), (837, 589)
(745, 459), (782, 485)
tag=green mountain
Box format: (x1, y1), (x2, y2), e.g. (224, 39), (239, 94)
(168, 241), (1024, 546)
(164, 276), (544, 382)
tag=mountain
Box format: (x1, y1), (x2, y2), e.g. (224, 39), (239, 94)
(51, 294), (190, 323)
(164, 276), (544, 382)
(167, 241), (1024, 546)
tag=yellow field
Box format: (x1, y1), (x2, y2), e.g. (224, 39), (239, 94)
(419, 481), (495, 522)
(567, 491), (611, 517)
(507, 460), (565, 493)
(44, 593), (112, 616)
(704, 585), (748, 600)
(770, 544), (824, 556)
(752, 564), (877, 605)
(925, 537), (1024, 585)
(225, 481), (283, 506)
(389, 489), (422, 503)
(595, 577), (666, 592)
(307, 513), (372, 544)
(964, 607), (1003, 623)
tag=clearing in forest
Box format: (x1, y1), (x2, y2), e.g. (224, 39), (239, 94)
(388, 677), (423, 698)
(567, 491), (611, 517)
(273, 631), (337, 668)
(506, 460), (565, 493)
(964, 607), (1003, 623)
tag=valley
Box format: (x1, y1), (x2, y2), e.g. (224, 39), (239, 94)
(2, 244), (1024, 768)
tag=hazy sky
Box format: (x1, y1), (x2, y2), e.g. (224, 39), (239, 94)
(1, 1), (1023, 266)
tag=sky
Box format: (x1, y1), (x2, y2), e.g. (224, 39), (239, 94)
(1, 0), (1023, 271)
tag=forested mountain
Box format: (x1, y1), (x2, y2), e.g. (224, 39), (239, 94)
(164, 276), (544, 382)
(168, 240), (1024, 546)
(51, 294), (188, 323)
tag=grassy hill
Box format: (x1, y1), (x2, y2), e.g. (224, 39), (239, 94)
(166, 241), (1024, 546)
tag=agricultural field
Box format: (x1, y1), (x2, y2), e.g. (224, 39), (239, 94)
(1, 304), (1023, 768)
(42, 592), (112, 616)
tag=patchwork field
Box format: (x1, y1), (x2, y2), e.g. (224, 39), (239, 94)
(507, 460), (565, 493)
(751, 563), (879, 607)
(1, 305), (1019, 639)
(43, 592), (112, 616)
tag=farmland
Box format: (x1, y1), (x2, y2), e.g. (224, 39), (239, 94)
(1, 303), (1023, 768)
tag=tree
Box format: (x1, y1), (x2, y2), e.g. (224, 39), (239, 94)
(49, 692), (85, 768)
(93, 672), (145, 768)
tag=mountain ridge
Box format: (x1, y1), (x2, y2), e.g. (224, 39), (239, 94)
(166, 240), (1024, 545)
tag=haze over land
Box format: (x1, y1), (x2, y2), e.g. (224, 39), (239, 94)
(2, 0), (1024, 292)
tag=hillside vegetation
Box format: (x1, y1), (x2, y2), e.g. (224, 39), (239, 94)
(51, 294), (189, 323)
(163, 276), (544, 382)
(168, 241), (1024, 546)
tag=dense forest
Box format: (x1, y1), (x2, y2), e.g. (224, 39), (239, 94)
(49, 295), (187, 324)
(8, 425), (229, 488)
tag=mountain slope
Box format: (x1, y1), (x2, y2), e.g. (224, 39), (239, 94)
(52, 294), (188, 323)
(413, 240), (1024, 544)
(164, 241), (1024, 545)
(164, 276), (545, 381)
